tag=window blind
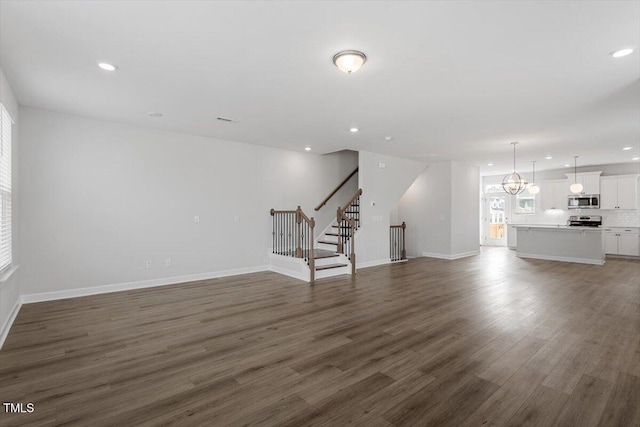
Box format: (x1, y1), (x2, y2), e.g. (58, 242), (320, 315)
(0, 103), (12, 272)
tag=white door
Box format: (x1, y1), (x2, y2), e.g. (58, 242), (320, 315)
(484, 195), (507, 246)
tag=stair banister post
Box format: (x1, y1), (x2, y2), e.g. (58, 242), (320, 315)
(401, 221), (407, 260)
(349, 218), (356, 276)
(309, 217), (315, 283)
(336, 207), (344, 254)
(295, 206), (302, 258)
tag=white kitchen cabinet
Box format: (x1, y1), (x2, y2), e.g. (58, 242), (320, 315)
(604, 228), (639, 256)
(540, 180), (568, 210)
(618, 233), (639, 256)
(565, 171), (601, 195)
(507, 224), (517, 249)
(600, 176), (638, 210)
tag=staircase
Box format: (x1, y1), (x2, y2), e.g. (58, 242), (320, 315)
(269, 188), (362, 282)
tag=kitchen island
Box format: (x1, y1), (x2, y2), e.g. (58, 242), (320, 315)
(512, 225), (605, 265)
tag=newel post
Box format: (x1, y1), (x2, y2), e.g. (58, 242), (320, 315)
(401, 222), (407, 260)
(350, 219), (356, 275)
(295, 206), (302, 258)
(309, 217), (315, 282)
(336, 207), (344, 254)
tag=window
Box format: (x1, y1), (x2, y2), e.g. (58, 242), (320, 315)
(515, 194), (535, 214)
(0, 103), (12, 272)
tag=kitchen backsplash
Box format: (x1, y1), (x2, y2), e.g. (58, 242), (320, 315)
(510, 208), (639, 227)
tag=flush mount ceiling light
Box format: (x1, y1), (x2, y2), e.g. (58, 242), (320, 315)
(528, 161), (540, 195)
(384, 136), (393, 141)
(487, 163), (494, 166)
(610, 48), (634, 58)
(98, 62), (117, 71)
(501, 142), (528, 195)
(570, 156), (583, 194)
(350, 127), (359, 133)
(304, 147), (311, 151)
(333, 50), (367, 74)
(633, 157), (639, 161)
(545, 156), (553, 160)
(623, 146), (634, 150)
(564, 164), (571, 167)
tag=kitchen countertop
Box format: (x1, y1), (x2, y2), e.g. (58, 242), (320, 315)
(511, 224), (603, 231)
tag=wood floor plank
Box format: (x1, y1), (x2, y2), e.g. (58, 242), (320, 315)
(0, 248), (638, 426)
(552, 374), (614, 427)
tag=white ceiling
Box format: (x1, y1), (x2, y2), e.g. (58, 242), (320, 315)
(1, 0), (639, 175)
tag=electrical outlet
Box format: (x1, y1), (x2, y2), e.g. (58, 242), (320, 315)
(378, 162), (386, 169)
(194, 216), (200, 223)
(234, 215), (240, 223)
(146, 260), (153, 269)
(165, 258), (171, 267)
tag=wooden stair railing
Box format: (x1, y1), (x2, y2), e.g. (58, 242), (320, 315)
(336, 188), (363, 276)
(390, 222), (407, 261)
(270, 206), (316, 282)
(315, 167), (358, 211)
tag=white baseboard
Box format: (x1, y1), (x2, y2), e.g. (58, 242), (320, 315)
(268, 265), (309, 282)
(0, 297), (22, 350)
(517, 253), (605, 265)
(356, 259), (391, 269)
(421, 250), (480, 260)
(21, 266), (269, 304)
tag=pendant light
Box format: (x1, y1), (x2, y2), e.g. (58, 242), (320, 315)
(569, 156), (583, 194)
(502, 142), (528, 195)
(528, 161), (540, 195)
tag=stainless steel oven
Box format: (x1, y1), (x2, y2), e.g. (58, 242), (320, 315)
(568, 194), (600, 209)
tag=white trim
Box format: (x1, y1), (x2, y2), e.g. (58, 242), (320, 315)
(421, 250), (480, 260)
(21, 266), (269, 304)
(517, 252), (605, 265)
(356, 258), (391, 269)
(0, 297), (21, 350)
(0, 264), (18, 287)
(268, 265), (309, 282)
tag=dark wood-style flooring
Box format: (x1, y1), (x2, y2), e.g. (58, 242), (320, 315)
(1, 248), (639, 426)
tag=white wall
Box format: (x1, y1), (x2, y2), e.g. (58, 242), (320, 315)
(357, 151), (426, 266)
(0, 67), (20, 346)
(398, 160), (480, 259)
(483, 162), (640, 228)
(18, 107), (358, 297)
(451, 161), (481, 255)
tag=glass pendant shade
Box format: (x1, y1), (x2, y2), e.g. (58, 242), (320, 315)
(333, 50), (366, 74)
(570, 182), (584, 194)
(502, 172), (528, 195)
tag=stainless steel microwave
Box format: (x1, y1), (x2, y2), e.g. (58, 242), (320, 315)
(568, 194), (600, 209)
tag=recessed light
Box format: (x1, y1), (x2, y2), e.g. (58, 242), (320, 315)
(623, 146), (633, 151)
(564, 164), (571, 167)
(98, 62), (117, 71)
(487, 163), (494, 166)
(611, 48), (634, 58)
(545, 156), (553, 160)
(148, 112), (163, 117)
(350, 127), (359, 133)
(304, 147), (311, 151)
(384, 136), (393, 141)
(633, 157), (640, 161)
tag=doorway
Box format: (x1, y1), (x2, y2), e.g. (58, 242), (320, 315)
(484, 195), (507, 246)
